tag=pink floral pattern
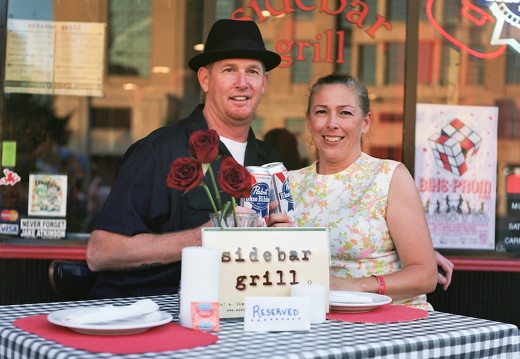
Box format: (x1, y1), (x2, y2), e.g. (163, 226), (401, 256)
(289, 152), (430, 309)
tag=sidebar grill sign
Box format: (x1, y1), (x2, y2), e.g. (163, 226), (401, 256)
(202, 227), (330, 318)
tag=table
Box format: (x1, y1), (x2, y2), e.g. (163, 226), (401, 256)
(0, 295), (518, 359)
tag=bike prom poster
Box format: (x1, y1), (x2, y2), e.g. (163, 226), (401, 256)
(414, 103), (498, 250)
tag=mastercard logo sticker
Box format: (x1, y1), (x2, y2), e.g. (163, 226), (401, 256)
(1, 209), (19, 222)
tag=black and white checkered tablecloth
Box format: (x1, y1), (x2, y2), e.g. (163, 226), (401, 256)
(0, 295), (518, 359)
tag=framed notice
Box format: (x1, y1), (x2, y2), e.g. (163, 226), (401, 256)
(202, 227), (330, 318)
(28, 174), (68, 217)
(414, 103), (498, 250)
(4, 19), (105, 97)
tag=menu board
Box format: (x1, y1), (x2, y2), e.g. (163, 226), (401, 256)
(4, 19), (105, 97)
(414, 103), (498, 250)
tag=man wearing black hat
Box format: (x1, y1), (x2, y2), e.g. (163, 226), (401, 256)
(86, 19), (283, 299)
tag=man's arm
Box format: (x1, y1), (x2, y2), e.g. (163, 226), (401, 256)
(86, 222), (211, 272)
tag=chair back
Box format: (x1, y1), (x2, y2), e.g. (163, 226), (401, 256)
(48, 260), (99, 300)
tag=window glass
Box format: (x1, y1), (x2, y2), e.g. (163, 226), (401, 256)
(0, 1), (406, 238)
(386, 42), (405, 84)
(108, 0), (152, 76)
(359, 45), (377, 85)
(387, 0), (406, 21)
(416, 0), (520, 253)
(417, 41), (434, 84)
(506, 51), (520, 84)
(291, 45), (312, 84)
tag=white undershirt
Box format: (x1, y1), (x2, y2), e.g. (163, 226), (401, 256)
(220, 136), (247, 165)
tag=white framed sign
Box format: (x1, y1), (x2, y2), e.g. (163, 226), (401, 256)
(202, 227), (330, 318)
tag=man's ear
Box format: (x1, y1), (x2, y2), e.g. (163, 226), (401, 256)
(198, 67), (210, 93)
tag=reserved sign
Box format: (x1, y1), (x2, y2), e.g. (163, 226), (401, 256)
(201, 227), (330, 318)
(244, 296), (310, 332)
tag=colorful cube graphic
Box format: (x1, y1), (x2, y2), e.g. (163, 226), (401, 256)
(428, 119), (482, 176)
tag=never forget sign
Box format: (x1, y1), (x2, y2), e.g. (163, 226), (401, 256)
(202, 227), (330, 318)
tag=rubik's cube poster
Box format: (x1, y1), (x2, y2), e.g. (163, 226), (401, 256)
(414, 104), (498, 250)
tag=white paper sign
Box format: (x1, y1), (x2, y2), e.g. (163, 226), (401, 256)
(244, 296), (310, 332)
(202, 227), (330, 318)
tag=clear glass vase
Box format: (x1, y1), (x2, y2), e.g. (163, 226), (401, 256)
(209, 212), (261, 228)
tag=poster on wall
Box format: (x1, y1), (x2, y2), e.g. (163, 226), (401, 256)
(28, 174), (68, 217)
(4, 19), (105, 97)
(414, 104), (498, 250)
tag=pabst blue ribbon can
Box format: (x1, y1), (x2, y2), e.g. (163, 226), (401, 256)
(241, 166), (272, 227)
(262, 162), (295, 220)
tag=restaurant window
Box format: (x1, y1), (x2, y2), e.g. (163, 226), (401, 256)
(466, 48), (484, 86)
(358, 45), (377, 85)
(465, 29), (484, 85)
(417, 41), (434, 84)
(364, 0), (379, 16)
(108, 0), (152, 77)
(337, 46), (352, 74)
(506, 51), (520, 84)
(385, 42), (405, 84)
(336, 19), (352, 74)
(442, 0), (461, 24)
(291, 45), (312, 84)
(414, 0), (520, 257)
(216, 0), (236, 19)
(386, 0), (406, 21)
(294, 0), (314, 20)
(439, 43), (455, 86)
(90, 108), (131, 129)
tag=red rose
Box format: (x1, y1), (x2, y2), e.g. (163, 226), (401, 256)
(218, 157), (253, 199)
(166, 157), (203, 192)
(189, 130), (219, 163)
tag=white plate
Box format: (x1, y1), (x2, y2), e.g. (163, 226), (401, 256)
(47, 307), (172, 335)
(329, 291), (392, 313)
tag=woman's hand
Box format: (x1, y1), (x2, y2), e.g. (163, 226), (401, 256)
(435, 251), (454, 290)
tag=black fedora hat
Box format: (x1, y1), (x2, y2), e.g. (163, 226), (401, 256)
(188, 19), (281, 72)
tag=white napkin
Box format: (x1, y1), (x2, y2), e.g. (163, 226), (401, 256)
(330, 291), (374, 304)
(62, 299), (160, 324)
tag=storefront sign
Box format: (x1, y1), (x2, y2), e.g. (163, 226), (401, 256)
(231, 1), (392, 68)
(202, 227), (330, 318)
(415, 104), (498, 250)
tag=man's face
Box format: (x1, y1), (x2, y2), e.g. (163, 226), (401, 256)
(199, 58), (269, 126)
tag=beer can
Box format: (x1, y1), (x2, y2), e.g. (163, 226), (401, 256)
(241, 166), (272, 227)
(262, 162), (295, 219)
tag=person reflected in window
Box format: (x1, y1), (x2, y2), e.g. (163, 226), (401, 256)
(269, 73), (451, 309)
(86, 19), (283, 298)
(263, 128), (308, 170)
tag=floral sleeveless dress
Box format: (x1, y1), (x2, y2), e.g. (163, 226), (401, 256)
(289, 152), (431, 310)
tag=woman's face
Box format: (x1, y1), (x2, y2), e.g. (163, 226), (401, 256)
(306, 83), (371, 173)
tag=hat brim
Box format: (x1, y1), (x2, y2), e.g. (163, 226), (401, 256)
(189, 49), (281, 72)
